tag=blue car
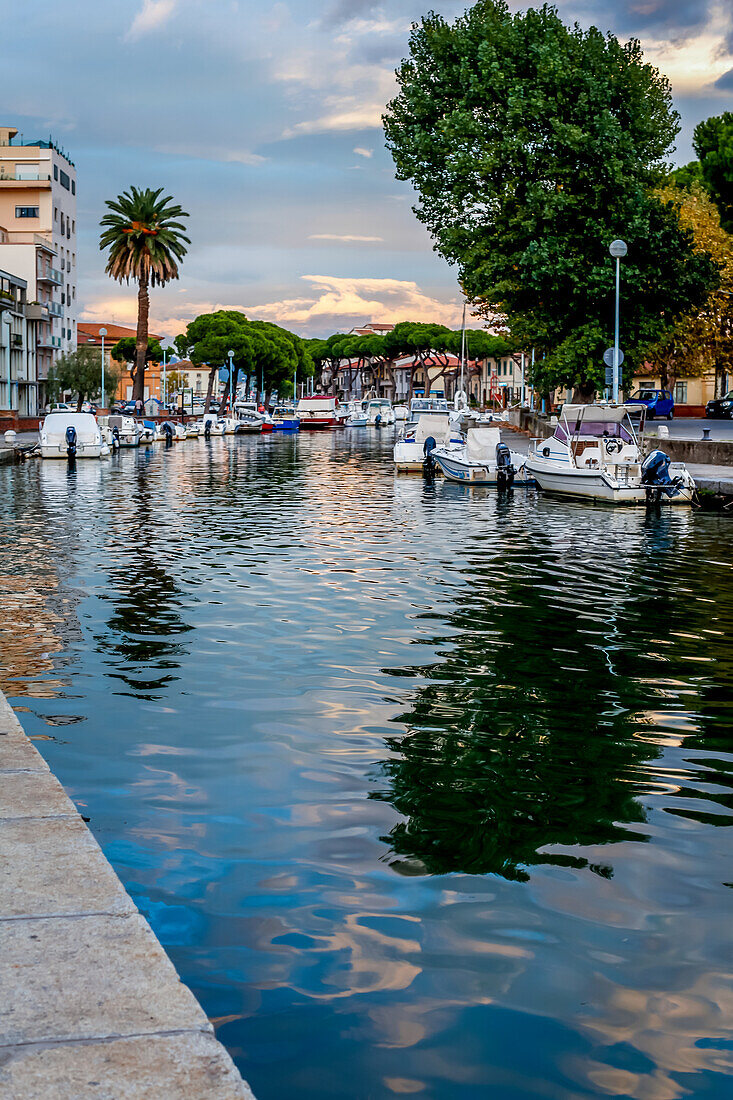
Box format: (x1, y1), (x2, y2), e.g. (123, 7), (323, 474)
(627, 388), (674, 420)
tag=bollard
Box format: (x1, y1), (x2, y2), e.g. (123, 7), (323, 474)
(702, 427), (711, 441)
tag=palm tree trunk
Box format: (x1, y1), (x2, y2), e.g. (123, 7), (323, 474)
(204, 366), (216, 414)
(133, 274), (149, 403)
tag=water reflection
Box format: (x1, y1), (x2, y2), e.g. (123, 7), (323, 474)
(1, 436), (732, 1100)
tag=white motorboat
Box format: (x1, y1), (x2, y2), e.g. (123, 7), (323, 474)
(394, 412), (456, 472)
(139, 420), (156, 445)
(343, 400), (367, 427)
(100, 415), (142, 448)
(233, 412), (264, 434)
(201, 413), (226, 436)
(525, 404), (695, 505)
(40, 411), (109, 459)
(184, 421), (201, 439)
(393, 404), (409, 421)
(366, 398), (395, 426)
(431, 426), (531, 486)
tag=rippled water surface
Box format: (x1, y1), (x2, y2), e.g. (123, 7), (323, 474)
(2, 430), (732, 1099)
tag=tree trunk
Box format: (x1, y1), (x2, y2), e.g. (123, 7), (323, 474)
(204, 367), (216, 414)
(133, 275), (149, 403)
(218, 365), (238, 415)
(571, 383), (596, 403)
(76, 391), (83, 413)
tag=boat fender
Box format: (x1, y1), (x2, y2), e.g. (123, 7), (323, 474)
(495, 442), (515, 488)
(641, 449), (683, 499)
(65, 425), (77, 458)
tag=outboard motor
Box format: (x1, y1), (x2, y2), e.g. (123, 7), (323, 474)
(641, 449), (683, 501)
(162, 421), (174, 447)
(204, 418), (212, 440)
(422, 435), (437, 479)
(495, 442), (515, 488)
(375, 412), (382, 429)
(65, 425), (77, 459)
(111, 425), (120, 450)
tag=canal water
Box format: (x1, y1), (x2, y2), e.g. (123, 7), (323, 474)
(1, 430), (732, 1100)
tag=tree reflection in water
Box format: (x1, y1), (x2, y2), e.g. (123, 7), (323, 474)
(96, 461), (192, 699)
(370, 507), (730, 882)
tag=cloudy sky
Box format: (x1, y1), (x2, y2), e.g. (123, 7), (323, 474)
(4, 0), (732, 339)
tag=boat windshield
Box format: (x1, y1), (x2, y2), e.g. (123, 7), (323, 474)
(555, 421), (634, 443)
(410, 398), (449, 413)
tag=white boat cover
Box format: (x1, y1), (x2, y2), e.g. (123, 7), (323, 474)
(466, 427), (501, 461)
(42, 412), (100, 442)
(562, 404), (638, 424)
(414, 414), (451, 445)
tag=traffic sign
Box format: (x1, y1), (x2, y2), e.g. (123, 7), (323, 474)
(603, 347), (624, 368)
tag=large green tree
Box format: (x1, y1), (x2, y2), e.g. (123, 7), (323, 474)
(47, 346), (119, 411)
(99, 187), (189, 403)
(693, 112), (733, 235)
(383, 0), (718, 398)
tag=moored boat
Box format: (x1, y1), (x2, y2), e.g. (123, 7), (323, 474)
(525, 404), (695, 505)
(40, 411), (109, 459)
(394, 411), (455, 472)
(366, 398), (395, 426)
(431, 426), (531, 486)
(297, 395), (341, 428)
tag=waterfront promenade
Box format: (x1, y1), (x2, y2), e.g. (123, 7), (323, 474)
(0, 690), (254, 1099)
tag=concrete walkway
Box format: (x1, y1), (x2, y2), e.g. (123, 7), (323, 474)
(0, 690), (254, 1099)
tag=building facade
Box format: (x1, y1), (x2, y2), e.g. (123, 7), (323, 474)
(0, 125), (77, 383)
(77, 322), (165, 405)
(0, 267), (42, 414)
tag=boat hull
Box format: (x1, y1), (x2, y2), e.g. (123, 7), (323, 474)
(526, 458), (694, 505)
(41, 442), (106, 459)
(434, 452), (533, 486)
(299, 416), (339, 429)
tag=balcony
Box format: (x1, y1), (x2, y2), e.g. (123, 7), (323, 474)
(25, 303), (48, 322)
(0, 171), (51, 187)
(47, 300), (63, 317)
(37, 333), (62, 349)
(37, 266), (63, 285)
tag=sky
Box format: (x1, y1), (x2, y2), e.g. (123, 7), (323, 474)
(2, 0), (732, 340)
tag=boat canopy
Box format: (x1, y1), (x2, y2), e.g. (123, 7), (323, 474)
(466, 426), (502, 461)
(414, 414), (451, 445)
(562, 404), (638, 423)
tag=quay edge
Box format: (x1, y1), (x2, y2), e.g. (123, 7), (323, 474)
(0, 688), (254, 1100)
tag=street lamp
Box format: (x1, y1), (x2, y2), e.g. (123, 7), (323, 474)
(228, 350), (234, 413)
(609, 239), (627, 403)
(99, 327), (107, 410)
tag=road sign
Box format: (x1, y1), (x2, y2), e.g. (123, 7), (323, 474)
(609, 239), (628, 258)
(605, 366), (614, 386)
(218, 367), (229, 382)
(603, 347), (624, 368)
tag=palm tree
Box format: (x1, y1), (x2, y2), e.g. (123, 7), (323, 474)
(99, 187), (189, 403)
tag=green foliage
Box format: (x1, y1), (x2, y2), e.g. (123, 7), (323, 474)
(172, 333), (190, 358)
(99, 186), (189, 287)
(693, 112), (733, 234)
(184, 310), (314, 404)
(384, 0), (719, 395)
(46, 346), (119, 410)
(669, 161), (703, 191)
(110, 336), (164, 365)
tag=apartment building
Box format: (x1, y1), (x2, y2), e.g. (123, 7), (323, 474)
(0, 125), (77, 378)
(0, 266), (43, 414)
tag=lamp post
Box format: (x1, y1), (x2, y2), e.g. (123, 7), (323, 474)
(99, 327), (107, 410)
(228, 350), (234, 414)
(609, 239), (627, 403)
(162, 345), (167, 409)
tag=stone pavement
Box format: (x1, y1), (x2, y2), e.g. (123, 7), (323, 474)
(0, 690), (254, 1100)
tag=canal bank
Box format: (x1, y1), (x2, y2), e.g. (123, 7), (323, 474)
(0, 690), (254, 1100)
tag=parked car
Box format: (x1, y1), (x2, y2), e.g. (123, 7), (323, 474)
(81, 401), (98, 414)
(705, 391), (733, 418)
(626, 388), (674, 420)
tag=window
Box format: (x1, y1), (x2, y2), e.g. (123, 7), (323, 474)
(54, 207), (58, 221)
(71, 220), (75, 233)
(674, 382), (687, 404)
(54, 165), (58, 180)
(71, 180), (75, 195)
(59, 169), (70, 190)
(60, 214), (65, 233)
(15, 206), (39, 218)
